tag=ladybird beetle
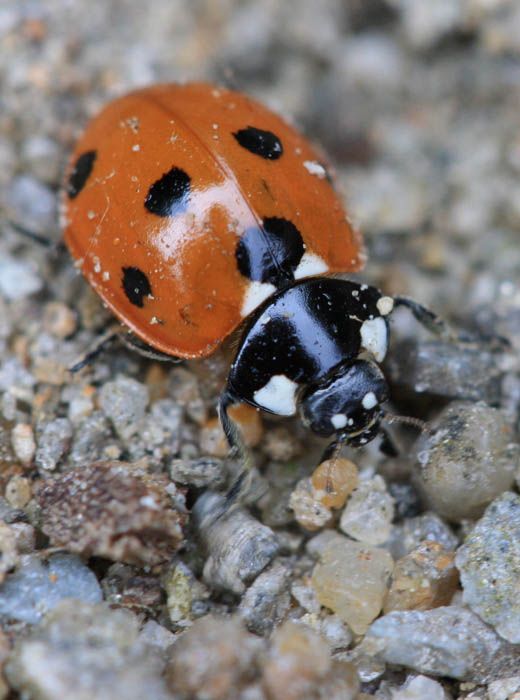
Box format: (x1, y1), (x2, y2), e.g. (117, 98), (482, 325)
(62, 82), (452, 500)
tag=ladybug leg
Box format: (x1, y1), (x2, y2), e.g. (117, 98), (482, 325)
(69, 324), (120, 372)
(319, 437), (344, 463)
(378, 426), (400, 457)
(394, 296), (510, 349)
(118, 332), (182, 363)
(6, 219), (66, 254)
(217, 391), (255, 513)
(393, 296), (458, 341)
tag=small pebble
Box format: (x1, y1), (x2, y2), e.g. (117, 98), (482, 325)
(365, 605), (520, 682)
(138, 620), (175, 660)
(10, 522), (35, 553)
(102, 563), (164, 614)
(262, 622), (359, 700)
(0, 521), (18, 583)
(11, 423), (35, 465)
(164, 563), (193, 627)
(312, 536), (394, 634)
(291, 579), (321, 614)
(389, 674), (451, 700)
(194, 492), (279, 594)
(42, 302), (77, 339)
(263, 621), (359, 700)
(169, 456), (227, 489)
(289, 477), (333, 531)
(384, 541), (459, 613)
(262, 425), (301, 461)
(5, 600), (171, 700)
(35, 418), (73, 471)
(69, 411), (112, 465)
(413, 401), (518, 521)
(0, 554), (101, 624)
(4, 475), (32, 509)
(387, 512), (459, 560)
(239, 561), (292, 635)
(0, 257), (43, 301)
(99, 376), (149, 440)
(165, 615), (264, 700)
(488, 676), (520, 700)
(311, 457), (359, 509)
(340, 475), (395, 545)
(37, 461), (185, 566)
(456, 492), (520, 643)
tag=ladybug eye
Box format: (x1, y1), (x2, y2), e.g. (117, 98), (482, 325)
(233, 126), (283, 160)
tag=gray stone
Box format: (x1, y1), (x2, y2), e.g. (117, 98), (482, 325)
(386, 339), (503, 404)
(239, 561), (292, 635)
(5, 600), (171, 700)
(413, 401), (518, 521)
(0, 554), (102, 624)
(387, 512), (459, 560)
(365, 606), (520, 682)
(35, 418), (73, 471)
(456, 492), (520, 643)
(0, 256), (42, 301)
(99, 376), (149, 440)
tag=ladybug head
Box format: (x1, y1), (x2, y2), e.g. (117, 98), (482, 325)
(299, 359), (388, 445)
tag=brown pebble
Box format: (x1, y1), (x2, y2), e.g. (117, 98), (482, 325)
(384, 540), (459, 613)
(262, 426), (301, 462)
(42, 302), (77, 339)
(262, 621), (359, 700)
(200, 404), (263, 457)
(311, 458), (359, 509)
(5, 476), (32, 509)
(36, 461), (185, 566)
(165, 616), (263, 700)
(289, 478), (333, 531)
(10, 424), (35, 465)
(0, 521), (18, 584)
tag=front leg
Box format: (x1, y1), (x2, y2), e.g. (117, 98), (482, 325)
(394, 296), (510, 350)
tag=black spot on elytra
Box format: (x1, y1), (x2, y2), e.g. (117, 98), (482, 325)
(122, 266), (152, 308)
(233, 127), (283, 160)
(236, 216), (304, 287)
(145, 167), (191, 217)
(66, 150), (97, 199)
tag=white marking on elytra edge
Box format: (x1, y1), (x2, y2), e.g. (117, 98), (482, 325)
(377, 296), (394, 316)
(303, 160), (327, 179)
(362, 391), (378, 410)
(360, 317), (388, 362)
(253, 375), (299, 416)
(241, 280), (277, 316)
(294, 252), (329, 280)
(331, 413), (348, 429)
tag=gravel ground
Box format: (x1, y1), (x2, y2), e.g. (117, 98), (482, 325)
(1, 1), (520, 699)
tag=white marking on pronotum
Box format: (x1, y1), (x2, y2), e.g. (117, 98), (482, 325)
(360, 317), (388, 362)
(377, 296), (394, 316)
(294, 252), (329, 280)
(241, 280), (277, 316)
(303, 160), (327, 179)
(253, 375), (299, 416)
(362, 391), (378, 410)
(331, 413), (348, 429)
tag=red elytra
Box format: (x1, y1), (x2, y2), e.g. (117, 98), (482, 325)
(61, 82), (365, 359)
